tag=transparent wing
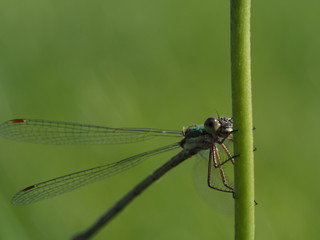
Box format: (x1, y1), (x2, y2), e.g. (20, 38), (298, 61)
(12, 143), (180, 205)
(198, 139), (234, 192)
(192, 139), (234, 214)
(0, 119), (182, 145)
(193, 153), (234, 215)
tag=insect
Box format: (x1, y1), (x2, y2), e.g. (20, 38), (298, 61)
(0, 117), (235, 205)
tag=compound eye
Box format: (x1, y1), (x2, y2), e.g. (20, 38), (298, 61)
(204, 117), (220, 134)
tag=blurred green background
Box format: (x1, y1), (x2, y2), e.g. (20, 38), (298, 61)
(1, 0), (319, 239)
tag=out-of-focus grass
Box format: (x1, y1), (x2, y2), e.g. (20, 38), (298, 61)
(1, 0), (320, 239)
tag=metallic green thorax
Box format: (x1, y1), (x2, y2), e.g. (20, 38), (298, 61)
(180, 117), (233, 152)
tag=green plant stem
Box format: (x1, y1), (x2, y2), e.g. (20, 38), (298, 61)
(230, 0), (255, 240)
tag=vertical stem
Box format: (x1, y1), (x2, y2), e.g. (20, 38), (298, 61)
(230, 0), (255, 240)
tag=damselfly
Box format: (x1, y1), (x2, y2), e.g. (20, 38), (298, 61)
(0, 117), (235, 238)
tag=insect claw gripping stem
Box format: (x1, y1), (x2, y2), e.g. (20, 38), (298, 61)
(233, 191), (258, 206)
(232, 191), (237, 199)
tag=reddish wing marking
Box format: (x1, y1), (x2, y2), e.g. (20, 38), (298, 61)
(21, 185), (37, 192)
(9, 119), (27, 123)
